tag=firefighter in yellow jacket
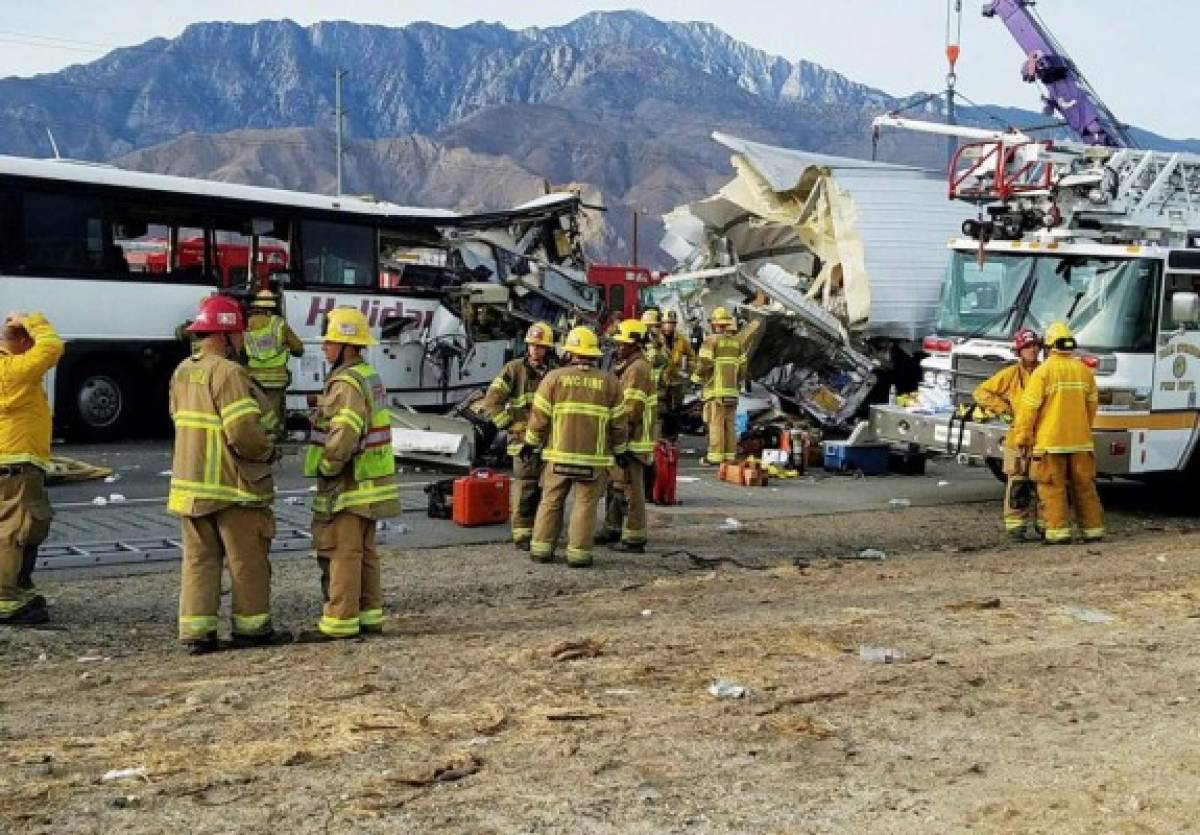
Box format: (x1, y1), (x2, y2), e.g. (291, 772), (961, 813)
(244, 290), (304, 436)
(300, 307), (401, 641)
(168, 296), (284, 653)
(598, 319), (656, 552)
(1009, 322), (1104, 544)
(0, 312), (63, 625)
(692, 307), (747, 465)
(973, 327), (1043, 539)
(475, 321), (556, 550)
(660, 310), (697, 418)
(523, 326), (630, 567)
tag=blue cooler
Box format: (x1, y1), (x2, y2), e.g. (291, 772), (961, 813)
(823, 441), (890, 475)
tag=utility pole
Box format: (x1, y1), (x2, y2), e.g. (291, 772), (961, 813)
(631, 209), (639, 267)
(334, 68), (346, 195)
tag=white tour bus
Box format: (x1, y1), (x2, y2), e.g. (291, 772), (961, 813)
(0, 155), (515, 441)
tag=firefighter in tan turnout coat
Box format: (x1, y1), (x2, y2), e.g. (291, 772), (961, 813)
(523, 326), (630, 567)
(168, 295), (284, 654)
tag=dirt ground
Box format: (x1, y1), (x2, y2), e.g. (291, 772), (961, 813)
(4, 492), (1200, 834)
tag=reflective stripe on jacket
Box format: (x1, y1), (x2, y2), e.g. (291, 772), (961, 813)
(616, 354), (656, 459)
(525, 363), (629, 468)
(1010, 352), (1099, 454)
(475, 357), (547, 455)
(0, 312), (63, 470)
(167, 351), (275, 516)
(305, 361), (400, 520)
(692, 333), (745, 401)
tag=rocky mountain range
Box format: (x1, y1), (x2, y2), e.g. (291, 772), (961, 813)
(2, 11), (1195, 262)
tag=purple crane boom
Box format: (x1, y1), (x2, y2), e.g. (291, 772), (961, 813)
(983, 0), (1131, 147)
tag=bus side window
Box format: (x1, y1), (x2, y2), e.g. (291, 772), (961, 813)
(22, 191), (106, 273)
(609, 283), (625, 318)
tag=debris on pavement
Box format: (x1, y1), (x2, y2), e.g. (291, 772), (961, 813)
(858, 646), (908, 664)
(888, 498), (911, 510)
(753, 690), (848, 716)
(550, 638), (605, 662)
(545, 708), (603, 722)
(708, 679), (749, 699)
(392, 754), (482, 787)
(718, 517), (743, 533)
(1065, 607), (1115, 624)
(101, 767), (148, 782)
(946, 598), (1002, 611)
(847, 548), (887, 561)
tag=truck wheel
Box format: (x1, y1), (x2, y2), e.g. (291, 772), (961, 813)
(985, 457), (1006, 483)
(66, 363), (132, 442)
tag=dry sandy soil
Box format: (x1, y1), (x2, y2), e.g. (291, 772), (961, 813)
(3, 494), (1200, 834)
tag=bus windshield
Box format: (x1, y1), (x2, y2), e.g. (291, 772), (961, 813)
(934, 250), (1159, 351)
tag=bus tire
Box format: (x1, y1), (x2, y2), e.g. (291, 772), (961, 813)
(985, 457), (1006, 483)
(66, 362), (132, 442)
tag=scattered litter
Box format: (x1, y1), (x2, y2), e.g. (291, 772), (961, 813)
(847, 548), (887, 561)
(718, 517), (743, 533)
(1156, 555), (1168, 563)
(108, 493), (126, 504)
(465, 737), (494, 747)
(641, 609), (653, 617)
(37, 652), (47, 662)
(391, 754), (482, 787)
(859, 646), (908, 664)
(937, 480), (951, 487)
(603, 689), (639, 697)
(283, 496), (305, 505)
(1065, 606), (1114, 624)
(91, 497), (108, 507)
(545, 709), (603, 721)
(76, 656), (109, 664)
(549, 638), (604, 663)
(888, 498), (911, 510)
(101, 767), (147, 783)
(158, 470), (172, 477)
(708, 679), (749, 699)
(946, 598), (1002, 611)
(103, 474), (122, 484)
(676, 476), (700, 484)
(754, 690), (848, 716)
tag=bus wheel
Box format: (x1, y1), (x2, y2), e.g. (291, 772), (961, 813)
(985, 457), (1006, 483)
(68, 364), (131, 442)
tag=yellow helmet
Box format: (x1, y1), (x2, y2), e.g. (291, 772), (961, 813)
(524, 321), (554, 348)
(250, 289), (278, 310)
(323, 307), (376, 347)
(562, 325), (602, 358)
(1044, 321), (1076, 350)
(710, 306), (734, 325)
(640, 309), (661, 326)
(611, 319), (647, 345)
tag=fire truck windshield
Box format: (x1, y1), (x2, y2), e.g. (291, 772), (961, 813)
(935, 251), (1159, 351)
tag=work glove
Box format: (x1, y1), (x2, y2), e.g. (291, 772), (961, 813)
(518, 443), (539, 462)
(614, 451), (634, 469)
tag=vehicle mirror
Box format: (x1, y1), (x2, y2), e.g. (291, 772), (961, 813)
(1171, 291), (1200, 327)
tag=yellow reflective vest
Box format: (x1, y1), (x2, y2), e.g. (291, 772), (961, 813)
(0, 312), (63, 470)
(305, 361), (400, 520)
(1010, 352), (1099, 454)
(525, 363), (629, 469)
(245, 313), (302, 389)
(692, 332), (746, 402)
(167, 350), (275, 516)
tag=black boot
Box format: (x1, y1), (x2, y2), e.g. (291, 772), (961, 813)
(0, 596), (49, 626)
(230, 629), (293, 649)
(183, 634), (220, 656)
(613, 541), (646, 554)
(295, 629), (361, 644)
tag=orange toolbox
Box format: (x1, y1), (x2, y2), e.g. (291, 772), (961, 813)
(452, 468), (511, 527)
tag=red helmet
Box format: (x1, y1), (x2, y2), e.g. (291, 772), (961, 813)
(1013, 328), (1041, 352)
(187, 295), (245, 334)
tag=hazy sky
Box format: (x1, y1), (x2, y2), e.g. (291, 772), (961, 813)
(3, 1), (1196, 138)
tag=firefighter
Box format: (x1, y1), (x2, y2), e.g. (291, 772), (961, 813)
(0, 312), (63, 626)
(522, 326), (629, 567)
(244, 290), (304, 437)
(692, 307), (747, 465)
(1010, 321), (1104, 544)
(659, 309), (697, 439)
(641, 308), (668, 394)
(168, 296), (285, 653)
(300, 307), (401, 641)
(598, 319), (656, 552)
(475, 321), (556, 550)
(973, 328), (1044, 539)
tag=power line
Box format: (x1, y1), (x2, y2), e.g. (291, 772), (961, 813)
(0, 28), (120, 49)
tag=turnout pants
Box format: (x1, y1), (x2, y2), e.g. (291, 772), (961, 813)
(0, 466), (52, 619)
(603, 458), (648, 545)
(178, 505), (275, 641)
(510, 454), (544, 545)
(259, 386), (287, 437)
(703, 398), (738, 464)
(1031, 452), (1105, 543)
(314, 511), (383, 636)
(531, 468), (609, 565)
